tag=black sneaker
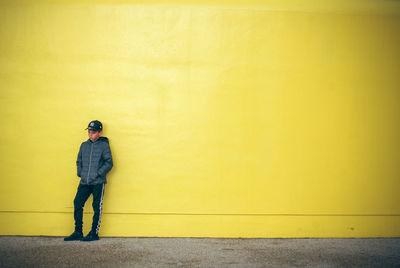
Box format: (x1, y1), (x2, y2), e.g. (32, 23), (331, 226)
(81, 231), (99, 242)
(64, 231), (83, 241)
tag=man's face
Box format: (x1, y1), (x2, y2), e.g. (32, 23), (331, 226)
(88, 130), (102, 142)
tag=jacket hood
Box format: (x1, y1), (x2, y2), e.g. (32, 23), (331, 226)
(88, 136), (109, 143)
(98, 137), (109, 143)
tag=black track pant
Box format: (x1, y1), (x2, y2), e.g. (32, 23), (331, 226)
(73, 183), (105, 235)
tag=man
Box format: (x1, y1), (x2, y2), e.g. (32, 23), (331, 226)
(64, 120), (113, 241)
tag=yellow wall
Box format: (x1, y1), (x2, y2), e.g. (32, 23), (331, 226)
(1, 0), (399, 237)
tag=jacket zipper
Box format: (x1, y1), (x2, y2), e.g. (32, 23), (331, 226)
(87, 142), (94, 184)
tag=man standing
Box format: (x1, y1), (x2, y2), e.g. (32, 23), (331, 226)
(64, 120), (113, 241)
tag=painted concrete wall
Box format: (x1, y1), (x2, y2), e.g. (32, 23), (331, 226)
(0, 0), (399, 237)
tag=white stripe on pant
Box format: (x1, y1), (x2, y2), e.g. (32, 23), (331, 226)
(95, 183), (105, 235)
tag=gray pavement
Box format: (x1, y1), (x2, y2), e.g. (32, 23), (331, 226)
(0, 236), (399, 267)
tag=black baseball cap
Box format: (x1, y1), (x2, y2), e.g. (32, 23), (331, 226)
(85, 120), (103, 131)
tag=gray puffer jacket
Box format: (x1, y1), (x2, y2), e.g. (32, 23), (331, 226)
(76, 136), (113, 185)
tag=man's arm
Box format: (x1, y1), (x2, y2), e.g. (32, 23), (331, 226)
(98, 143), (113, 177)
(76, 144), (83, 177)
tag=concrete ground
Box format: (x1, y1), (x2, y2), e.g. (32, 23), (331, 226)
(0, 237), (399, 267)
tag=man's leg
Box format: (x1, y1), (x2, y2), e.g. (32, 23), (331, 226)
(91, 183), (105, 235)
(73, 184), (92, 233)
